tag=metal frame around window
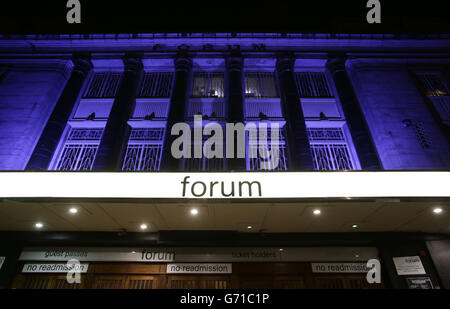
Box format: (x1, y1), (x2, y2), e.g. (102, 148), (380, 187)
(54, 127), (104, 171)
(122, 128), (165, 171)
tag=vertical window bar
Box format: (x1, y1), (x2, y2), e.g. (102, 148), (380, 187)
(138, 72), (173, 98)
(122, 128), (164, 171)
(295, 72), (333, 98)
(84, 72), (122, 98)
(307, 128), (354, 171)
(55, 128), (103, 171)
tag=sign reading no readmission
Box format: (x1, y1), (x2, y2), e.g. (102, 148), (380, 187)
(167, 263), (232, 274)
(311, 263), (370, 273)
(22, 263), (89, 273)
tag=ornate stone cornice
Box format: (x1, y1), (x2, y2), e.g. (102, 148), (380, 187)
(226, 52), (243, 72)
(72, 54), (93, 77)
(123, 54), (143, 73)
(174, 52), (192, 72)
(276, 53), (295, 73)
(326, 56), (347, 74)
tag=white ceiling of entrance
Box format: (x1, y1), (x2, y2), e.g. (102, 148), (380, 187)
(0, 199), (448, 233)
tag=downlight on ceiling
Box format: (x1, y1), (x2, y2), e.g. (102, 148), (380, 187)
(35, 222), (44, 229)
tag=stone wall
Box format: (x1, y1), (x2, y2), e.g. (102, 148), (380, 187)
(0, 60), (71, 170)
(347, 59), (450, 170)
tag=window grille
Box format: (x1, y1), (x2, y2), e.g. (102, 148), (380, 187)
(247, 126), (288, 171)
(67, 128), (104, 141)
(307, 127), (345, 141)
(295, 72), (333, 98)
(122, 128), (164, 171)
(182, 130), (225, 171)
(83, 72), (122, 98)
(191, 71), (224, 98)
(245, 72), (279, 98)
(415, 72), (450, 124)
(307, 127), (355, 171)
(138, 72), (173, 98)
(183, 157), (225, 171)
(416, 73), (449, 97)
(55, 128), (103, 171)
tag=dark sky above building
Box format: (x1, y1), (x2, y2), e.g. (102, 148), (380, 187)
(1, 0), (450, 34)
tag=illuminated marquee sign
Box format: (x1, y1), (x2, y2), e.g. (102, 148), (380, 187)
(0, 172), (448, 199)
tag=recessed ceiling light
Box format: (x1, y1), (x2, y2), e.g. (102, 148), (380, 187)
(35, 222), (44, 229)
(69, 207), (78, 214)
(433, 207), (443, 214)
(247, 225), (253, 229)
(131, 251), (136, 254)
(352, 224), (358, 229)
(279, 248), (284, 252)
(140, 224), (148, 230)
(190, 208), (199, 216)
(313, 209), (321, 215)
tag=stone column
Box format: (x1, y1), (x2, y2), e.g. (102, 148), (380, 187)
(226, 53), (246, 170)
(26, 55), (92, 170)
(92, 55), (143, 171)
(326, 57), (382, 170)
(160, 53), (192, 171)
(276, 55), (314, 170)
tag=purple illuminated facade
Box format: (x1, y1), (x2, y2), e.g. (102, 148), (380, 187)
(0, 33), (449, 289)
(0, 33), (449, 172)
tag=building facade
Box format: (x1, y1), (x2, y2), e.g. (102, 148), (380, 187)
(0, 33), (449, 289)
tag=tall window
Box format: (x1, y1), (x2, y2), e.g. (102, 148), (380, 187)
(138, 72), (173, 98)
(295, 72), (333, 98)
(183, 130), (224, 171)
(83, 72), (122, 98)
(307, 127), (355, 171)
(122, 128), (165, 171)
(244, 72), (279, 98)
(416, 73), (449, 97)
(247, 125), (288, 171)
(191, 71), (224, 98)
(415, 72), (450, 125)
(55, 128), (103, 171)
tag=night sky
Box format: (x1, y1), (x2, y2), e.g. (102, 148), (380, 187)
(0, 0), (449, 34)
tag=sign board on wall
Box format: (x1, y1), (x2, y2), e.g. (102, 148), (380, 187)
(393, 256), (426, 276)
(0, 172), (448, 199)
(0, 257), (5, 271)
(406, 277), (434, 289)
(166, 263), (232, 274)
(311, 263), (370, 273)
(22, 263), (89, 273)
(19, 247), (379, 263)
